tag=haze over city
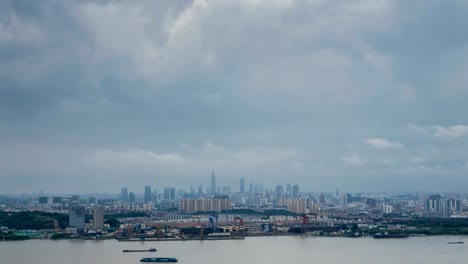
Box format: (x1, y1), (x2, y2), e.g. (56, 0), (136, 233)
(1, 0), (468, 194)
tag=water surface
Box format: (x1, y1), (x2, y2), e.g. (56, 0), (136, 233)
(1, 236), (466, 264)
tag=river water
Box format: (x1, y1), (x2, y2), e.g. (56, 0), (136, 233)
(0, 236), (467, 264)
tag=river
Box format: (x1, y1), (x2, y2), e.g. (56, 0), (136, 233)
(0, 236), (466, 264)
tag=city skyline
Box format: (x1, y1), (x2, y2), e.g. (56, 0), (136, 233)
(1, 1), (468, 193)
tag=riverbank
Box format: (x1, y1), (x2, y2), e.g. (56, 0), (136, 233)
(3, 231), (467, 242)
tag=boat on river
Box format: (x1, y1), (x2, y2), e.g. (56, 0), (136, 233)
(123, 248), (157, 252)
(140, 257), (178, 262)
(373, 232), (408, 239)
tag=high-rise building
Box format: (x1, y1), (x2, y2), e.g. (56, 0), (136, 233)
(93, 207), (104, 231)
(287, 199), (306, 214)
(52, 197), (62, 204)
(128, 192), (136, 203)
(276, 185), (284, 199)
(211, 170), (216, 195)
(69, 206), (85, 232)
(121, 188), (128, 202)
(292, 184), (299, 198)
(164, 187), (176, 200)
(38, 197), (48, 204)
(180, 196), (231, 212)
(144, 186), (152, 203)
(383, 204), (393, 214)
(340, 194), (348, 206)
(366, 198), (377, 209)
(197, 185), (203, 195)
(318, 194), (325, 204)
(423, 194), (460, 217)
(286, 184), (292, 195)
(240, 177), (245, 194)
(456, 196), (462, 213)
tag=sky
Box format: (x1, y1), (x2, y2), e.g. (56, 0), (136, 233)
(1, 0), (468, 194)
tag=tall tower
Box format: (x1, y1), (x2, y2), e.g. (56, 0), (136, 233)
(144, 186), (152, 203)
(240, 177), (245, 194)
(121, 188), (128, 202)
(93, 207), (104, 231)
(276, 185), (284, 199)
(211, 170), (216, 195)
(69, 205), (85, 233)
(292, 184), (299, 198)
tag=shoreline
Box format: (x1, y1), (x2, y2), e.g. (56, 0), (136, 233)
(2, 232), (467, 242)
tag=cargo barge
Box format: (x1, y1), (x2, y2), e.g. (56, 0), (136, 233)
(123, 248), (157, 252)
(140, 257), (178, 262)
(373, 233), (408, 239)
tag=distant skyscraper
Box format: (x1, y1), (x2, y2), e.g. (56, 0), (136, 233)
(292, 184), (299, 198)
(340, 194), (348, 206)
(144, 186), (152, 203)
(197, 185), (203, 195)
(276, 185), (284, 199)
(38, 197), (48, 204)
(93, 207), (104, 231)
(456, 196), (462, 213)
(69, 206), (85, 232)
(240, 177), (245, 194)
(162, 187), (176, 209)
(164, 187), (176, 200)
(121, 188), (128, 202)
(52, 197), (62, 204)
(128, 192), (136, 203)
(366, 198), (377, 209)
(286, 184), (292, 195)
(318, 194), (325, 204)
(211, 170), (216, 195)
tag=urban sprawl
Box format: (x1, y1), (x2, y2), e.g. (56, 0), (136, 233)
(1, 172), (467, 241)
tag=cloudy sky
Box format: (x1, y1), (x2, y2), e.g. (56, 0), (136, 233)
(1, 0), (468, 194)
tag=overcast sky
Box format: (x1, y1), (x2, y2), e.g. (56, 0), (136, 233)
(1, 0), (468, 194)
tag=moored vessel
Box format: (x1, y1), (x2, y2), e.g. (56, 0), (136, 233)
(373, 232), (408, 239)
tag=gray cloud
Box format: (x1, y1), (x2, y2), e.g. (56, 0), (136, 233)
(341, 154), (368, 167)
(363, 138), (404, 149)
(1, 0), (468, 193)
